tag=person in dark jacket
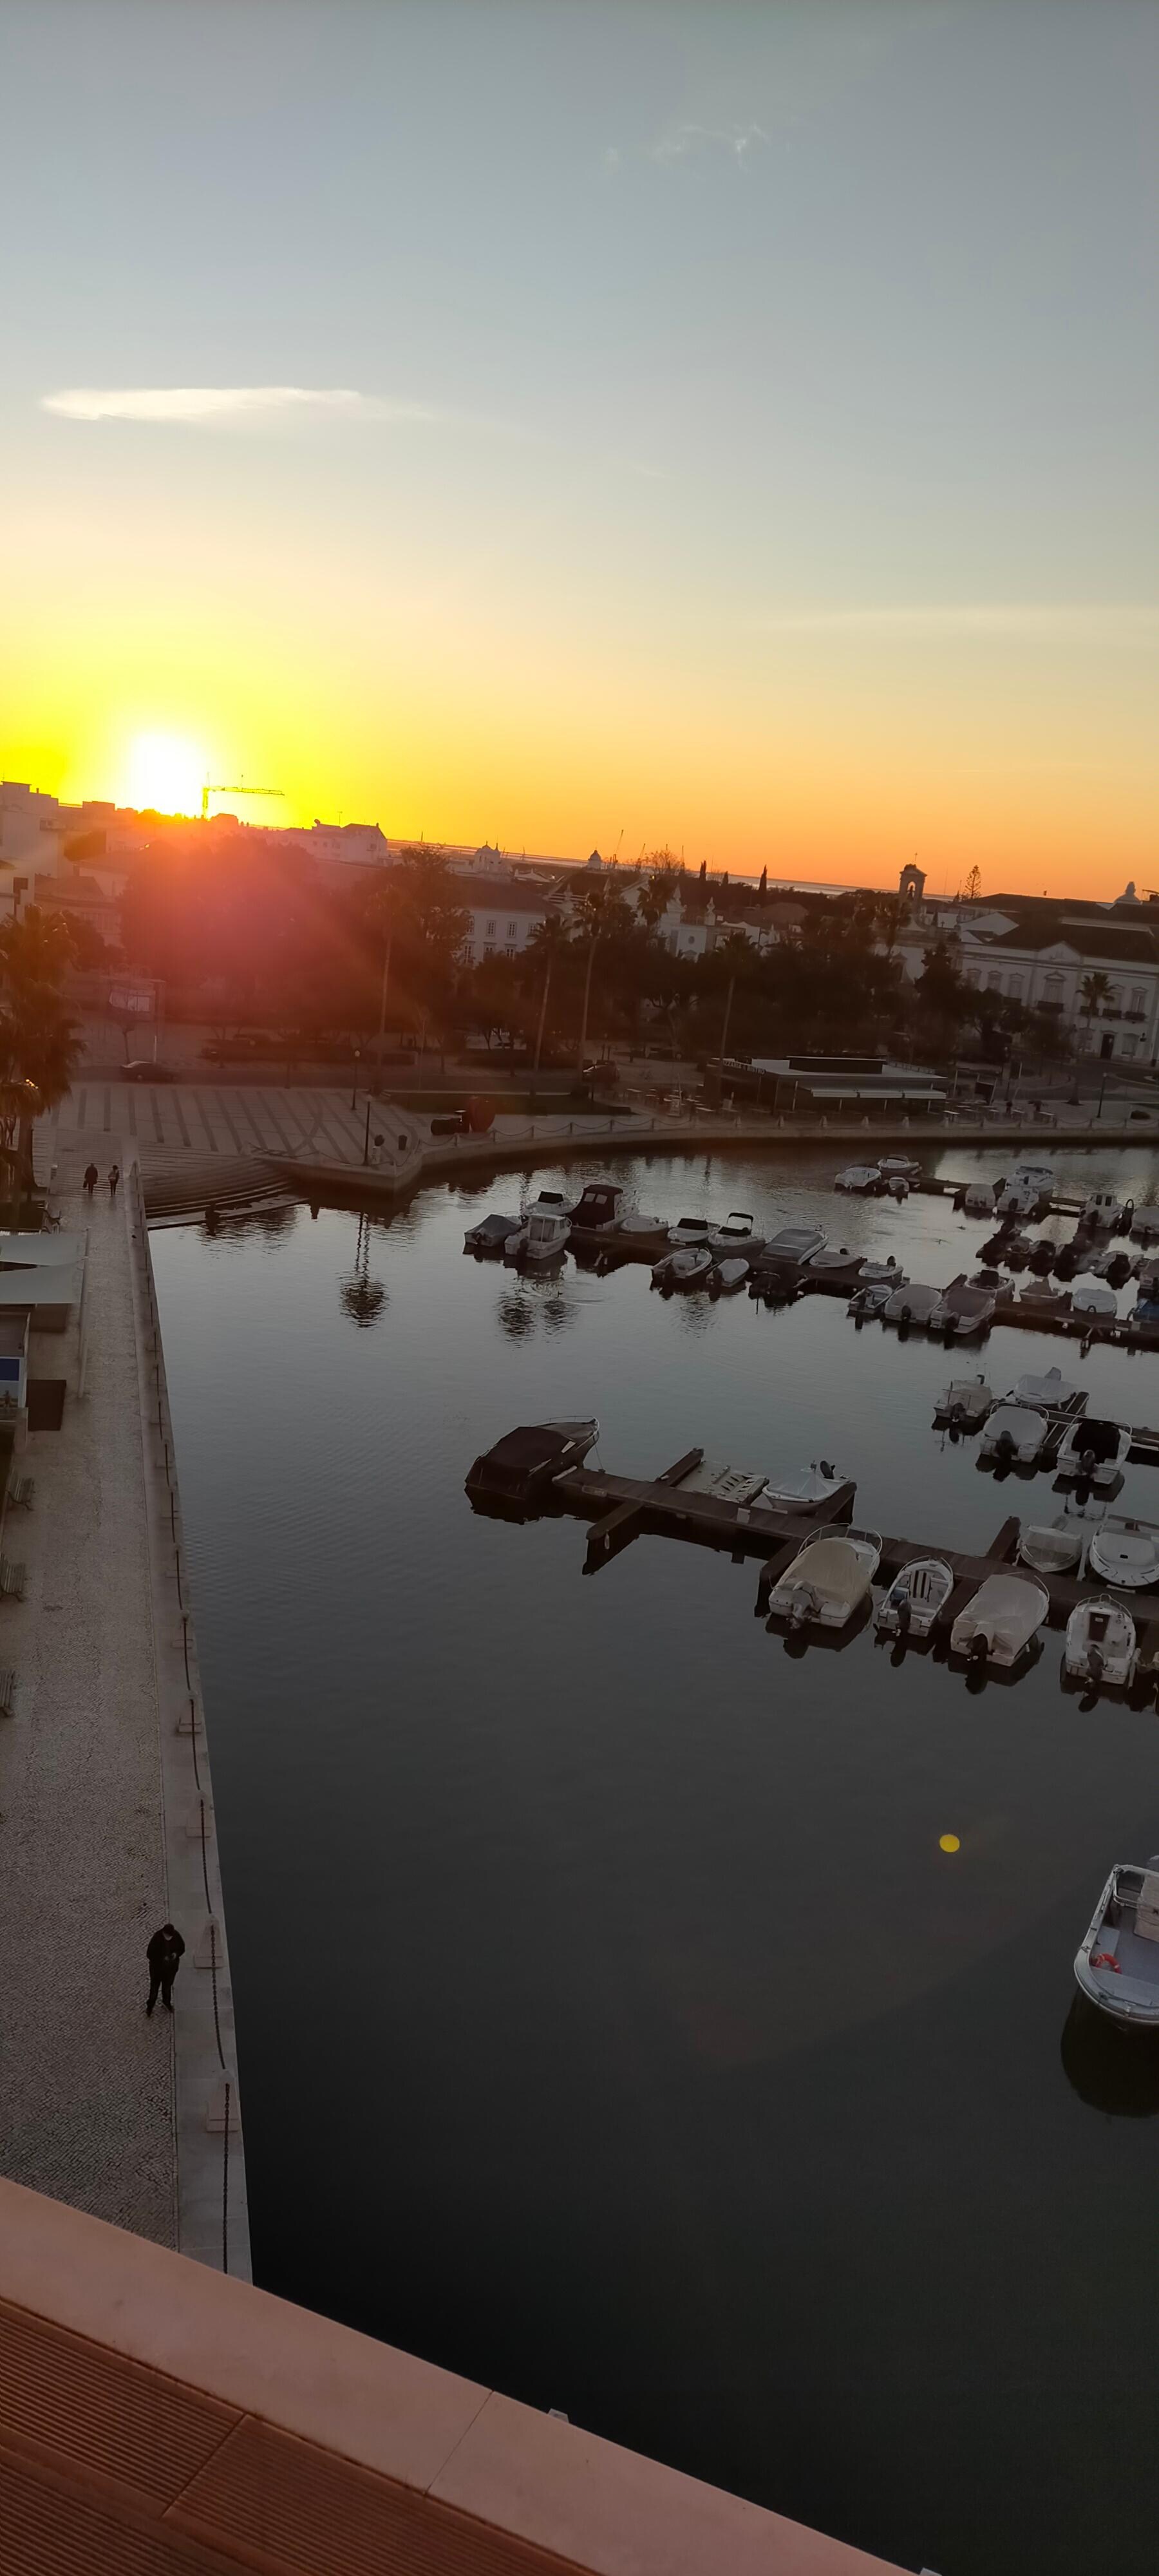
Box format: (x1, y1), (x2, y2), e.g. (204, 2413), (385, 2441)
(83, 1163), (99, 1196)
(146, 1922), (185, 2014)
(108, 1164), (120, 1198)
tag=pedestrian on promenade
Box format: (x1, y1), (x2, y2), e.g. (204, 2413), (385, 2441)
(83, 1162), (99, 1196)
(145, 1922), (185, 2015)
(108, 1164), (120, 1198)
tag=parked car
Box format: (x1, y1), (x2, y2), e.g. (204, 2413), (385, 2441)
(123, 1060), (178, 1083)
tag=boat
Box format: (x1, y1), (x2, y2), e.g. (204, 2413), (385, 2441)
(968, 1267), (1004, 1291)
(1075, 1859), (1159, 2026)
(936, 1375), (994, 1429)
(1019, 1520), (1086, 1575)
(652, 1246), (713, 1292)
(523, 1202), (572, 1264)
(1087, 1245), (1129, 1281)
(766, 1528), (882, 1629)
(464, 1212), (520, 1256)
(1006, 1366), (1079, 1410)
(1001, 1232), (1035, 1270)
(1065, 1597), (1138, 1689)
(883, 1282), (939, 1327)
(762, 1224), (827, 1264)
(1055, 1418), (1130, 1487)
(878, 1155), (921, 1184)
(1013, 1163), (1055, 1196)
(465, 1418), (599, 1508)
(835, 1164), (881, 1193)
(997, 1179), (1041, 1220)
(1088, 1519), (1159, 1590)
(569, 1182), (636, 1234)
(978, 1404), (1047, 1466)
(762, 1460), (848, 1511)
(1131, 1296), (1159, 1329)
(874, 1557), (954, 1638)
(1026, 1238), (1056, 1276)
(950, 1572), (1049, 1667)
(615, 1209), (667, 1238)
(1018, 1282), (1070, 1312)
(847, 1280), (893, 1319)
(1071, 1282), (1117, 1318)
(706, 1211), (764, 1256)
(963, 1182), (995, 1216)
(1131, 1208), (1159, 1242)
(856, 1257), (904, 1285)
(1081, 1189), (1126, 1231)
(930, 1279), (997, 1338)
(667, 1215), (711, 1247)
(708, 1256), (750, 1296)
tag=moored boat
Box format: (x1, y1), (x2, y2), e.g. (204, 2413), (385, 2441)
(963, 1181), (996, 1216)
(930, 1278), (997, 1338)
(762, 1460), (847, 1511)
(1055, 1418), (1129, 1488)
(667, 1214), (711, 1247)
(883, 1282), (939, 1328)
(935, 1374), (994, 1428)
(570, 1182), (637, 1234)
(950, 1571), (1049, 1667)
(835, 1164), (881, 1193)
(979, 1404), (1047, 1466)
(706, 1210), (764, 1256)
(466, 1418), (599, 1508)
(766, 1528), (882, 1629)
(1019, 1519), (1086, 1575)
(708, 1256), (750, 1296)
(652, 1245), (713, 1292)
(464, 1212), (520, 1256)
(1065, 1596), (1137, 1689)
(1082, 1189), (1127, 1231)
(1088, 1519), (1159, 1590)
(1006, 1366), (1079, 1409)
(878, 1155), (922, 1184)
(874, 1557), (954, 1638)
(762, 1224), (827, 1264)
(1075, 1860), (1159, 2026)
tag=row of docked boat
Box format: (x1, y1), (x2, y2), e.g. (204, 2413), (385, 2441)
(834, 1155), (925, 1196)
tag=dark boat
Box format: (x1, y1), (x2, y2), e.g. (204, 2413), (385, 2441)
(465, 1419), (599, 1512)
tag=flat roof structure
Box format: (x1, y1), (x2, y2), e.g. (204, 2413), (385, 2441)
(0, 2177), (905, 2576)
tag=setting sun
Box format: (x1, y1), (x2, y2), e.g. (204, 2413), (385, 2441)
(124, 730), (207, 817)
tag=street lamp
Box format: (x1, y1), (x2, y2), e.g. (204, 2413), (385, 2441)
(350, 1048), (361, 1113)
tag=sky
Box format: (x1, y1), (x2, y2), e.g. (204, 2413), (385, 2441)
(1, 0), (1156, 894)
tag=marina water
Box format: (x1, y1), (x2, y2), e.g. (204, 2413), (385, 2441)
(152, 1142), (1159, 2576)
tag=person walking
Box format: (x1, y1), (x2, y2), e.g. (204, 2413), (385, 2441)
(145, 1922), (185, 2015)
(83, 1162), (99, 1197)
(108, 1164), (120, 1198)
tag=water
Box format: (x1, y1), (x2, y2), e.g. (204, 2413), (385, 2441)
(151, 1142), (1159, 2576)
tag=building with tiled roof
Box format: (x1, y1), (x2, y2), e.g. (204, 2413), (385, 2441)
(895, 881), (1159, 1063)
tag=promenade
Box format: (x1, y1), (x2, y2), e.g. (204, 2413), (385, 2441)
(0, 1131), (249, 2275)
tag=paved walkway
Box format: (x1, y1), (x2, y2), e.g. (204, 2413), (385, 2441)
(0, 1151), (175, 2241)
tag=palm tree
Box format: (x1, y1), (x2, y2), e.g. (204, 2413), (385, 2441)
(0, 909), (84, 1201)
(1079, 971), (1111, 1025)
(570, 879), (630, 1068)
(525, 913), (574, 1073)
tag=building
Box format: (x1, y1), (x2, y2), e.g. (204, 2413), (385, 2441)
(717, 1052), (948, 1117)
(458, 876), (550, 964)
(894, 874), (1159, 1063)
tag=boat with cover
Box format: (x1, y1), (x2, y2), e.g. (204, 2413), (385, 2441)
(464, 1212), (520, 1256)
(615, 1209), (667, 1238)
(708, 1256), (750, 1296)
(847, 1279), (893, 1318)
(762, 1224), (827, 1264)
(1088, 1520), (1159, 1589)
(570, 1182), (637, 1234)
(835, 1164), (881, 1193)
(874, 1557), (954, 1638)
(930, 1279), (997, 1338)
(667, 1215), (711, 1247)
(1082, 1189), (1127, 1231)
(1013, 1163), (1055, 1196)
(767, 1528), (882, 1629)
(504, 1189), (574, 1263)
(936, 1375), (994, 1428)
(706, 1211), (764, 1256)
(883, 1282), (939, 1327)
(1065, 1597), (1137, 1689)
(1075, 1859), (1159, 2026)
(1131, 1208), (1159, 1242)
(466, 1419), (599, 1508)
(652, 1245), (713, 1291)
(979, 1405), (1047, 1466)
(963, 1182), (996, 1215)
(997, 1179), (1041, 1220)
(1019, 1519), (1086, 1575)
(878, 1155), (921, 1184)
(1056, 1418), (1129, 1487)
(762, 1459), (847, 1511)
(857, 1257), (904, 1285)
(1006, 1366), (1079, 1409)
(1071, 1282), (1117, 1318)
(950, 1572), (1049, 1668)
(1018, 1281), (1070, 1311)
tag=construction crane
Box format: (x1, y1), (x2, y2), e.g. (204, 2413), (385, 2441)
(201, 781), (285, 822)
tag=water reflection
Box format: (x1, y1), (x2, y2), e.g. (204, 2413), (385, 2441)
(339, 1215), (388, 1328)
(1060, 1995), (1159, 2116)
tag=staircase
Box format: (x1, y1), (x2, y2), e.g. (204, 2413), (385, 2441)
(138, 1153), (287, 1222)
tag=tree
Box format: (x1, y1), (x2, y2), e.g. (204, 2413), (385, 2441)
(0, 909), (84, 1197)
(525, 913), (574, 1070)
(1079, 971), (1111, 1040)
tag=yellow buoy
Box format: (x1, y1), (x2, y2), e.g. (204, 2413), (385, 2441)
(939, 1833), (961, 1853)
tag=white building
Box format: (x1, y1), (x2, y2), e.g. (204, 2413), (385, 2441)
(458, 877), (549, 965)
(894, 878), (1159, 1064)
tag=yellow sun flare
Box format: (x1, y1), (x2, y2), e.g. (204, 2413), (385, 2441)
(124, 730), (207, 817)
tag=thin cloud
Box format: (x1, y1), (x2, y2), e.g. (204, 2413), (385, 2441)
(755, 603), (1159, 645)
(41, 386), (449, 427)
(648, 122), (768, 166)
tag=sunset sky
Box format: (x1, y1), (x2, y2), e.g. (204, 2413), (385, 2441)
(1, 0), (1156, 893)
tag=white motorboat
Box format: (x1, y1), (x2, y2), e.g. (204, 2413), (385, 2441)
(616, 1209), (666, 1238)
(1006, 1366), (1079, 1410)
(1071, 1282), (1117, 1318)
(963, 1182), (996, 1216)
(667, 1215), (711, 1247)
(1065, 1596), (1138, 1689)
(874, 1557), (954, 1638)
(1019, 1520), (1086, 1576)
(807, 1245), (858, 1273)
(930, 1279), (997, 1338)
(847, 1279), (892, 1318)
(708, 1256), (750, 1296)
(835, 1164), (881, 1193)
(523, 1202), (572, 1264)
(706, 1210), (764, 1256)
(763, 1460), (847, 1511)
(950, 1572), (1049, 1668)
(979, 1404), (1048, 1466)
(767, 1528), (883, 1629)
(570, 1182), (636, 1234)
(936, 1375), (994, 1429)
(878, 1155), (921, 1183)
(1018, 1281), (1069, 1311)
(1013, 1163), (1055, 1196)
(1075, 1859), (1159, 2026)
(652, 1245), (713, 1291)
(1055, 1418), (1130, 1487)
(762, 1224), (827, 1264)
(464, 1212), (520, 1256)
(856, 1257), (904, 1285)
(1088, 1519), (1159, 1589)
(883, 1282), (939, 1327)
(1082, 1189), (1126, 1231)
(997, 1179), (1041, 1220)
